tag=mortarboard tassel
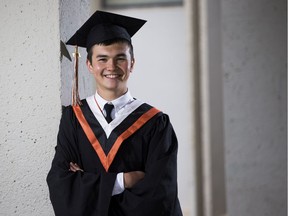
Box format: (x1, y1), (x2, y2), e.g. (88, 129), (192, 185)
(72, 45), (82, 106)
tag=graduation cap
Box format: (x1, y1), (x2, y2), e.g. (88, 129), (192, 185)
(66, 10), (146, 106)
(66, 10), (146, 51)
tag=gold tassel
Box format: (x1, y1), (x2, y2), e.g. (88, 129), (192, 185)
(72, 46), (82, 106)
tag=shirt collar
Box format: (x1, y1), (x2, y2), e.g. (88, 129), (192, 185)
(95, 90), (134, 113)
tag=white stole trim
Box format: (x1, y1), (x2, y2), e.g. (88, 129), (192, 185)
(86, 96), (144, 138)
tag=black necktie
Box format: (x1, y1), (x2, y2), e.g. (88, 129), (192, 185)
(104, 103), (114, 123)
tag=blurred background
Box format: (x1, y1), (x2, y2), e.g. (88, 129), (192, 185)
(0, 0), (286, 216)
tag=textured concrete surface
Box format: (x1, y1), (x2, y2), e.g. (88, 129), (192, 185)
(0, 1), (61, 215)
(222, 0), (287, 215)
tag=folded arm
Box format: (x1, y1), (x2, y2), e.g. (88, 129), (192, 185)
(69, 162), (145, 189)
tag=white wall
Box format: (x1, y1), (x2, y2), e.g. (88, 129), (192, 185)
(109, 7), (195, 216)
(222, 0), (287, 215)
(0, 0), (60, 215)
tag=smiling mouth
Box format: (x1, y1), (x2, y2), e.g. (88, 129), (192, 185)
(104, 74), (121, 79)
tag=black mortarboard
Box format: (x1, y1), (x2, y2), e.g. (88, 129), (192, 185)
(66, 10), (146, 51)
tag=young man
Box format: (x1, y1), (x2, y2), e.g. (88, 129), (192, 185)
(47, 10), (182, 216)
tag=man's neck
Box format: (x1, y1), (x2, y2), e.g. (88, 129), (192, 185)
(97, 89), (128, 101)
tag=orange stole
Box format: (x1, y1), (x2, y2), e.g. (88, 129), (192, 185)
(72, 105), (160, 172)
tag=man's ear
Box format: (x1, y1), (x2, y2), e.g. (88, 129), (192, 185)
(86, 59), (93, 72)
(130, 58), (135, 72)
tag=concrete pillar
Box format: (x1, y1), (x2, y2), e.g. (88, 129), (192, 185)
(60, 0), (97, 106)
(0, 1), (60, 215)
(222, 0), (287, 215)
(195, 0), (227, 215)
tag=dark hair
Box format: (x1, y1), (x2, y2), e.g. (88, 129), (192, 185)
(87, 39), (134, 63)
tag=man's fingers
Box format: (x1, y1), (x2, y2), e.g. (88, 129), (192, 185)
(69, 162), (76, 172)
(69, 162), (83, 172)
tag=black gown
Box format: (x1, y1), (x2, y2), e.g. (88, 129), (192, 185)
(47, 99), (182, 216)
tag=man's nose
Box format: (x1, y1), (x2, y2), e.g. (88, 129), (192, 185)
(106, 59), (116, 71)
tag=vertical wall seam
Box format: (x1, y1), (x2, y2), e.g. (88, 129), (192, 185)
(191, 0), (204, 215)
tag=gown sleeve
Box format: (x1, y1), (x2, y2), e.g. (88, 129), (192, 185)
(109, 113), (183, 216)
(46, 107), (117, 216)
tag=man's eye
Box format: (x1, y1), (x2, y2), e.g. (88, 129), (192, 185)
(117, 57), (126, 61)
(98, 58), (107, 62)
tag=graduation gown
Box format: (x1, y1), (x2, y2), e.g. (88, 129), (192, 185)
(47, 99), (182, 216)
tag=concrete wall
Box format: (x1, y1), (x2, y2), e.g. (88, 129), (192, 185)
(197, 0), (227, 215)
(60, 0), (96, 106)
(0, 0), (60, 215)
(221, 0), (287, 215)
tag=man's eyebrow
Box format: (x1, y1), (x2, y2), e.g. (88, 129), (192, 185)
(96, 53), (128, 58)
(116, 53), (127, 57)
(96, 54), (108, 58)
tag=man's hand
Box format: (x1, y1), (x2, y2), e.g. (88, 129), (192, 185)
(69, 163), (144, 189)
(124, 171), (145, 189)
(69, 162), (83, 172)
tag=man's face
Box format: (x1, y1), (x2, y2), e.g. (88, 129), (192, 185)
(87, 42), (134, 99)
